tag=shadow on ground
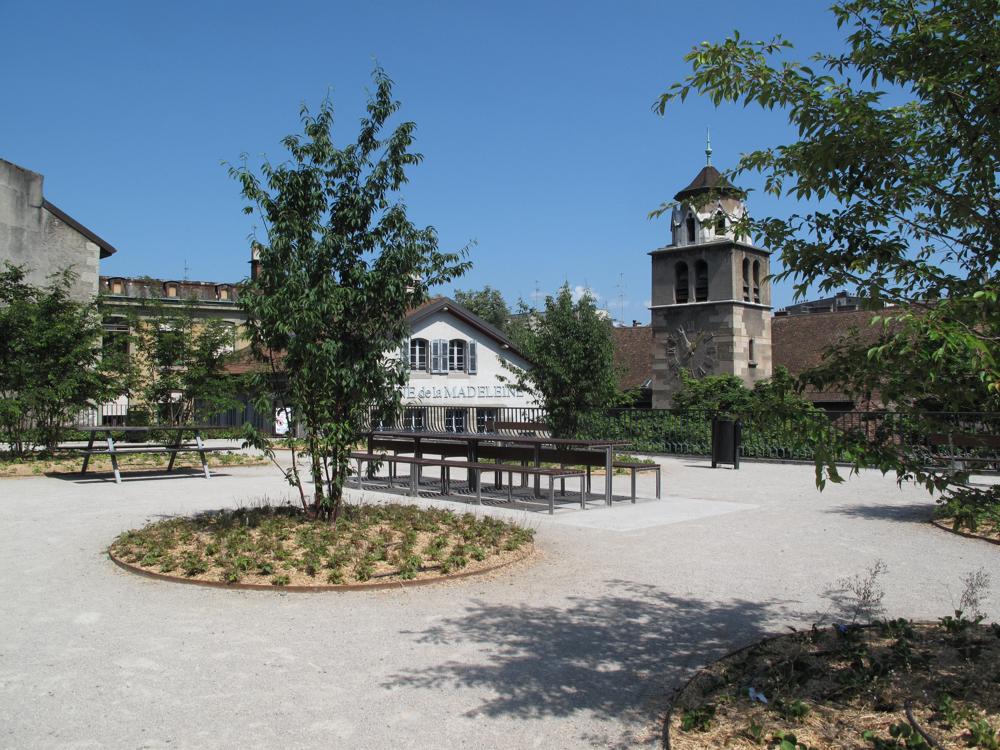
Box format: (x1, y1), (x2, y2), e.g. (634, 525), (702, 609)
(387, 581), (791, 748)
(823, 501), (934, 524)
(48, 468), (233, 483)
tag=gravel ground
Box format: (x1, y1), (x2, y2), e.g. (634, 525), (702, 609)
(0, 458), (997, 749)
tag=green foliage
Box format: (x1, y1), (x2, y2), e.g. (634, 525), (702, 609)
(862, 723), (931, 749)
(579, 366), (825, 459)
(507, 284), (623, 437)
(769, 730), (818, 749)
(453, 285), (511, 331)
(744, 719), (766, 744)
(0, 264), (128, 454)
(123, 299), (239, 425)
(230, 67), (468, 519)
(967, 719), (1000, 749)
(656, 0), (1000, 505)
(776, 699), (810, 722)
(679, 704), (715, 732)
(671, 371), (752, 417)
(111, 500), (533, 585)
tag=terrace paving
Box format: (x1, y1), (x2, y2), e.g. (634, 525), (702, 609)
(0, 458), (997, 749)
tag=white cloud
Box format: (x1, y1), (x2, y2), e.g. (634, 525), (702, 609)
(572, 284), (601, 302)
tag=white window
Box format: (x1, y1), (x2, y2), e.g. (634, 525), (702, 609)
(409, 338), (428, 371)
(448, 340), (466, 372)
(476, 407), (497, 433)
(430, 339), (448, 373)
(404, 407), (426, 432)
(445, 408), (467, 433)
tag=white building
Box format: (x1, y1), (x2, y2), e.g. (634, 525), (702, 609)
(400, 297), (536, 431)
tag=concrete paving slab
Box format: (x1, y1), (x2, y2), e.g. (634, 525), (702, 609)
(0, 457), (997, 749)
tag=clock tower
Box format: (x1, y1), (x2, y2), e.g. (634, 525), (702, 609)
(649, 141), (773, 408)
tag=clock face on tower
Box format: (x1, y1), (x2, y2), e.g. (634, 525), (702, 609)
(665, 323), (719, 378)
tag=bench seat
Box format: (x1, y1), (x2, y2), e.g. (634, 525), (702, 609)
(349, 451), (586, 514)
(77, 445), (237, 455)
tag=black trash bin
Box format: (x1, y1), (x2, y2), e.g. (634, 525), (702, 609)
(711, 416), (741, 469)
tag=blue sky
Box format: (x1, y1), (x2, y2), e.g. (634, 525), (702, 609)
(2, 1), (849, 321)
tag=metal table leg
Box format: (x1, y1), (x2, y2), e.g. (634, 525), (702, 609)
(80, 431), (96, 474)
(605, 446), (612, 506)
(106, 431), (121, 484)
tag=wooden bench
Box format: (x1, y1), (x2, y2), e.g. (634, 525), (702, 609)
(349, 451), (587, 514)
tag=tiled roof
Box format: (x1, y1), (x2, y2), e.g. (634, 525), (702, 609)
(612, 325), (653, 390)
(772, 308), (893, 404)
(674, 165), (741, 202)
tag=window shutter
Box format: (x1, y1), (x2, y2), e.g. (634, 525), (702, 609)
(430, 339), (444, 373)
(467, 340), (477, 374)
(402, 339), (410, 367)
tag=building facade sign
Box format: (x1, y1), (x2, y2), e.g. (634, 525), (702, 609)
(400, 383), (521, 401)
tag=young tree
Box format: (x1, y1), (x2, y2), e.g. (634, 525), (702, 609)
(507, 284), (621, 437)
(125, 301), (239, 424)
(657, 0), (1000, 507)
(454, 285), (512, 331)
(231, 68), (468, 521)
(0, 264), (127, 454)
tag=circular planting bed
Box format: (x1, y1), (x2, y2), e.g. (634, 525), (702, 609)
(666, 618), (1000, 749)
(109, 503), (535, 590)
(933, 518), (1000, 546)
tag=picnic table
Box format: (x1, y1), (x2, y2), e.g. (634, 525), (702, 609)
(368, 431), (633, 505)
(67, 425), (241, 484)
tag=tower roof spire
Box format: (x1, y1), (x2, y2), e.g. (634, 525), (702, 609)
(705, 127), (712, 166)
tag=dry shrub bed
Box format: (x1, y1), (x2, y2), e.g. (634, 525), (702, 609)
(0, 451), (265, 477)
(110, 502), (535, 587)
(669, 617), (1000, 749)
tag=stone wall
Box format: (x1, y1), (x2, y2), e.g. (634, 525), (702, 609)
(0, 160), (104, 301)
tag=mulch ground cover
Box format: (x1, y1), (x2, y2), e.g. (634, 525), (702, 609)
(109, 502), (535, 587)
(667, 618), (1000, 749)
(0, 451), (266, 477)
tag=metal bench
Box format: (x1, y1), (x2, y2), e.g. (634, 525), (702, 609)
(349, 451), (587, 514)
(475, 445), (661, 503)
(71, 426), (242, 483)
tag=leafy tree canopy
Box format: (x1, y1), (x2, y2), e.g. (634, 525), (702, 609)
(672, 366), (819, 421)
(231, 68), (468, 520)
(453, 285), (512, 331)
(657, 0), (1000, 507)
(0, 264), (127, 454)
(507, 284), (622, 437)
(119, 300), (239, 425)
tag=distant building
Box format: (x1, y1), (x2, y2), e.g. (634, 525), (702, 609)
(226, 296), (537, 431)
(0, 159), (117, 301)
(648, 147), (773, 407)
(775, 291), (871, 317)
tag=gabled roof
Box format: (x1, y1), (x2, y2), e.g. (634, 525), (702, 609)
(224, 294), (528, 375)
(674, 165), (741, 203)
(408, 296), (527, 360)
(42, 200), (118, 257)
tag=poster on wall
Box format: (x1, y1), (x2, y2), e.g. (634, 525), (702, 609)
(274, 408), (292, 436)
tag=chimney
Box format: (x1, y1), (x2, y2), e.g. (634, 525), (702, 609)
(632, 320), (639, 327)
